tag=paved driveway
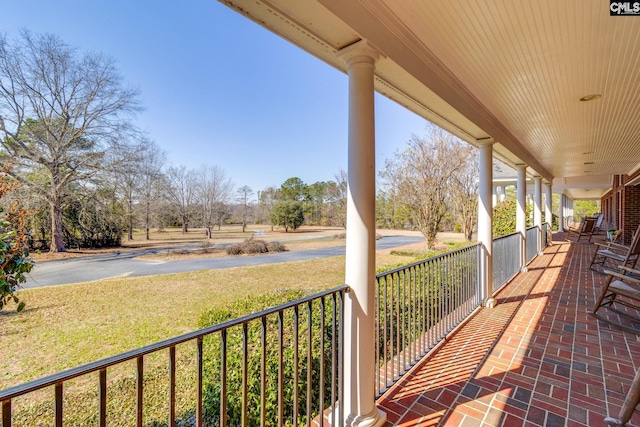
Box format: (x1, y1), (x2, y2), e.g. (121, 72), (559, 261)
(24, 235), (424, 288)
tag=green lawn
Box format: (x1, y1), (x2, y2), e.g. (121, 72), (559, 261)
(2, 253), (414, 388)
(0, 249), (431, 426)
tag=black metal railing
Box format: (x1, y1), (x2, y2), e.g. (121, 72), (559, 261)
(492, 232), (521, 294)
(525, 226), (539, 264)
(0, 286), (348, 427)
(542, 222), (550, 247)
(3, 227), (557, 424)
(374, 244), (480, 398)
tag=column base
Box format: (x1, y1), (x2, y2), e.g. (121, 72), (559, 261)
(484, 297), (497, 308)
(521, 266), (528, 273)
(338, 408), (387, 427)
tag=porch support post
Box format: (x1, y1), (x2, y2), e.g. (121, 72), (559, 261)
(558, 194), (565, 232)
(544, 182), (552, 228)
(492, 185), (498, 207)
(534, 176), (542, 253)
(477, 140), (495, 307)
(337, 39), (386, 427)
(516, 165), (528, 271)
(569, 198), (574, 221)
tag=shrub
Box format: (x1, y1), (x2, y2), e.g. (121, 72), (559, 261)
(225, 244), (243, 255)
(0, 175), (34, 312)
(266, 241), (287, 253)
(243, 239), (268, 254)
(225, 238), (287, 255)
(198, 289), (338, 426)
(493, 198), (533, 238)
(493, 199), (517, 238)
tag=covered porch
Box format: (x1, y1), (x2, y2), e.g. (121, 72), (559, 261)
(377, 235), (640, 426)
(2, 1), (640, 426)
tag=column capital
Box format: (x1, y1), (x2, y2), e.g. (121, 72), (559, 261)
(515, 163), (527, 171)
(476, 137), (494, 148)
(337, 39), (383, 67)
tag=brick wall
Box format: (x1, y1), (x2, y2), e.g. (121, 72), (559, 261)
(624, 184), (640, 244)
(601, 169), (640, 245)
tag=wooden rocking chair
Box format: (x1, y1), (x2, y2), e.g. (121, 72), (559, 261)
(590, 224), (640, 272)
(606, 367), (640, 426)
(592, 266), (640, 334)
(566, 216), (598, 242)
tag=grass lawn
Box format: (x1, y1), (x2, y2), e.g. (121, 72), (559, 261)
(2, 252), (415, 389)
(0, 237), (454, 426)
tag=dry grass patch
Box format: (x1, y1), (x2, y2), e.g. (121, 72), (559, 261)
(1, 251), (417, 426)
(2, 252), (416, 388)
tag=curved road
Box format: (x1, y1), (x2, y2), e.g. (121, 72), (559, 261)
(23, 235), (424, 288)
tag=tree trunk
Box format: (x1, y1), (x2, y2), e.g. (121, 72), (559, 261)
(145, 204), (150, 240)
(182, 215), (188, 234)
(50, 196), (66, 252)
(128, 198), (134, 240)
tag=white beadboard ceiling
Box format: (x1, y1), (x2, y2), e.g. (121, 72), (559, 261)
(220, 0), (640, 198)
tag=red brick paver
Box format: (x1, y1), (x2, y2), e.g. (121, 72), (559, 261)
(377, 235), (640, 426)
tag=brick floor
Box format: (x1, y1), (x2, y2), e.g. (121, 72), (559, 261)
(377, 234), (640, 426)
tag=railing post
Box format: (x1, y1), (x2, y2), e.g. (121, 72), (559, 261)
(477, 139), (495, 307)
(337, 39), (387, 427)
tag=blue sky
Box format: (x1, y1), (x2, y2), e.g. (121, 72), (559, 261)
(0, 0), (431, 196)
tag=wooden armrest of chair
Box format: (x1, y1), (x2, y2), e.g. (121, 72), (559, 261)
(595, 241), (630, 253)
(620, 266), (640, 278)
(603, 268), (640, 282)
(608, 242), (630, 250)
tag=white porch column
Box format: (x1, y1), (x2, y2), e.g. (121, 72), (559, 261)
(534, 177), (542, 228)
(499, 186), (506, 203)
(337, 40), (386, 427)
(492, 185), (498, 207)
(516, 165), (528, 271)
(534, 176), (542, 253)
(569, 198), (574, 221)
(558, 194), (565, 232)
(478, 140), (495, 307)
(544, 183), (552, 226)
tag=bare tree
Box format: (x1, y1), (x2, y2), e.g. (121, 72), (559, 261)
(196, 165), (233, 239)
(380, 125), (472, 249)
(166, 165), (197, 234)
(113, 142), (145, 241)
(0, 32), (141, 252)
(237, 185), (253, 233)
(451, 148), (479, 240)
(326, 169), (348, 228)
(137, 141), (167, 240)
(257, 186), (280, 230)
